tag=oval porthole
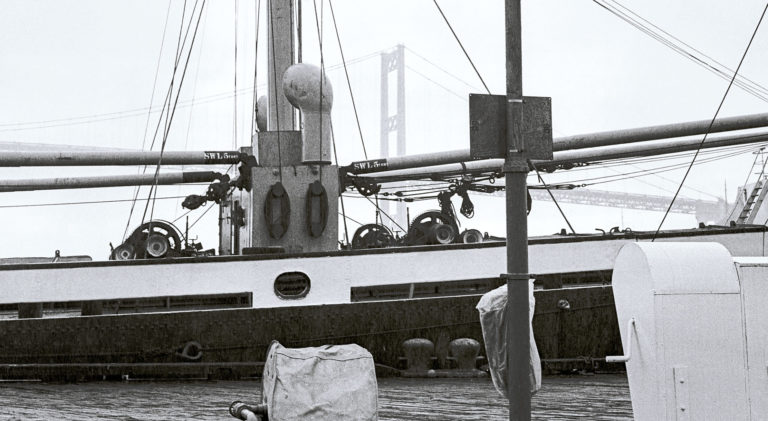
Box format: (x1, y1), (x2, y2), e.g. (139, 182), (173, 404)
(274, 272), (311, 299)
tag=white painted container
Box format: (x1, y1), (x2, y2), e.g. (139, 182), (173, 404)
(612, 242), (768, 420)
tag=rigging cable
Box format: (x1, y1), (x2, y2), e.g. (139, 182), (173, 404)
(126, 0), (193, 240)
(250, 0), (262, 140)
(142, 0), (207, 228)
(233, 0), (239, 149)
(593, 0), (768, 102)
(328, 0), (368, 159)
(405, 46), (482, 92)
(529, 160), (576, 234)
(330, 122), (350, 246)
(432, 0), (491, 95)
(0, 195), (189, 209)
(122, 0), (174, 241)
(431, 0), (579, 228)
(652, 3), (768, 240)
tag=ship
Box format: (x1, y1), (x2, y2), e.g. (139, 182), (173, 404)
(1, 0), (768, 381)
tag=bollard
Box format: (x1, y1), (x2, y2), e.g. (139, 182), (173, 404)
(449, 338), (481, 370)
(401, 338), (435, 371)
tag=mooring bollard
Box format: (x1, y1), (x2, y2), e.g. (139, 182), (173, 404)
(449, 338), (481, 370)
(401, 338), (435, 371)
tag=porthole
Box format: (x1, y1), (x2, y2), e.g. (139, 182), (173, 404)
(274, 272), (311, 299)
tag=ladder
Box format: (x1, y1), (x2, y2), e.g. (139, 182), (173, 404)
(736, 178), (768, 224)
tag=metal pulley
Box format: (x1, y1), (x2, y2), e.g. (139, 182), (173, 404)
(405, 210), (459, 246)
(111, 220), (183, 260)
(350, 224), (395, 249)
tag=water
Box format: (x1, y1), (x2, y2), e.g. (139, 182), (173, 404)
(0, 375), (632, 420)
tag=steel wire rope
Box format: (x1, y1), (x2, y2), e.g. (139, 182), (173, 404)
(142, 0), (207, 231)
(529, 160), (576, 234)
(652, 4), (768, 240)
(328, 0), (368, 159)
(404, 46), (482, 92)
(122, 1), (174, 241)
(432, 0), (580, 230)
(554, 143), (761, 184)
(365, 195), (407, 233)
(250, 0), (262, 140)
(0, 195), (190, 209)
(585, 148), (762, 188)
(605, 0), (768, 98)
(593, 0), (768, 102)
(0, 52), (384, 132)
(406, 65), (467, 101)
(233, 0), (239, 150)
(173, 7), (210, 221)
(432, 0), (491, 95)
(568, 146), (761, 186)
(331, 122), (350, 246)
(124, 0), (194, 240)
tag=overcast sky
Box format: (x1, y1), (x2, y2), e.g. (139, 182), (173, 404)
(0, 0), (767, 259)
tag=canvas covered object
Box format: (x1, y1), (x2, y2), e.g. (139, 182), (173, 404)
(262, 341), (378, 420)
(476, 282), (541, 397)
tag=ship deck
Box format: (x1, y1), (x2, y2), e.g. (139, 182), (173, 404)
(0, 375), (633, 420)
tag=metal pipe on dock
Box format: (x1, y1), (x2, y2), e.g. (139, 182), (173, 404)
(0, 151), (243, 167)
(357, 131), (768, 183)
(0, 171), (220, 192)
(346, 113), (768, 175)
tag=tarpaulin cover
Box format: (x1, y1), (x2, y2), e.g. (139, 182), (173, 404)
(476, 282), (541, 397)
(262, 341), (378, 420)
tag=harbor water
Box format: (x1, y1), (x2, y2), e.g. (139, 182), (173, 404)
(0, 374), (632, 420)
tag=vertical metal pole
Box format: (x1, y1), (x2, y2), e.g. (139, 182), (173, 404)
(505, 0), (531, 420)
(395, 44), (407, 230)
(380, 50), (391, 224)
(267, 0), (296, 131)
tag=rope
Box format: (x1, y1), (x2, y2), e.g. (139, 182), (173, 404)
(652, 2), (768, 240)
(233, 0), (239, 149)
(432, 0), (491, 94)
(529, 160), (576, 234)
(329, 0), (368, 159)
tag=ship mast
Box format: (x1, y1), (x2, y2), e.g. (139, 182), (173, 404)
(505, 0), (533, 418)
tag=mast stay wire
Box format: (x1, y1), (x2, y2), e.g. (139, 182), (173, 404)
(251, 0), (262, 140)
(328, 0), (369, 159)
(431, 0), (491, 95)
(142, 0), (208, 229)
(126, 0), (194, 240)
(529, 160), (576, 234)
(233, 0), (239, 149)
(432, 0), (577, 229)
(122, 0), (174, 241)
(652, 3), (768, 240)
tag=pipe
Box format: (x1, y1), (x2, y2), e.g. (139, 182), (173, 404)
(356, 131), (768, 183)
(346, 113), (768, 175)
(0, 151), (243, 167)
(557, 112), (768, 151)
(0, 171), (220, 192)
(606, 318), (636, 363)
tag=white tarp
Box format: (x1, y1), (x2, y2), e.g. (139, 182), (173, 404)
(262, 341), (378, 421)
(476, 282), (542, 397)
